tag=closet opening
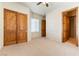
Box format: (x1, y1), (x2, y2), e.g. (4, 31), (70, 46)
(62, 7), (78, 46)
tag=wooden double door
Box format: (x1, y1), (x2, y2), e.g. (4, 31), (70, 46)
(4, 9), (27, 46)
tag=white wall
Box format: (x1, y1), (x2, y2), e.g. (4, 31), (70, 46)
(46, 2), (79, 43)
(0, 2), (31, 49)
(0, 3), (3, 49)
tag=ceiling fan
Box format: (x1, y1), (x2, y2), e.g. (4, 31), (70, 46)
(37, 2), (49, 7)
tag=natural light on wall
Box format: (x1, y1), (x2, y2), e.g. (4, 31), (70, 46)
(31, 18), (40, 32)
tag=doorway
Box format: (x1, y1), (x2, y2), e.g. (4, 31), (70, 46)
(62, 7), (78, 46)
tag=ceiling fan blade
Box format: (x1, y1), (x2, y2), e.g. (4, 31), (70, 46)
(46, 3), (48, 7)
(37, 2), (42, 5)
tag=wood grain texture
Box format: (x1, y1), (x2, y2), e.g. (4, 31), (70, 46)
(16, 13), (27, 43)
(63, 13), (70, 42)
(4, 9), (17, 46)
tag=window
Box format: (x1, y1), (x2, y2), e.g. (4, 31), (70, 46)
(31, 18), (40, 32)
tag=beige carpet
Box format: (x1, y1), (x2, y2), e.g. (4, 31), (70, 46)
(0, 38), (79, 56)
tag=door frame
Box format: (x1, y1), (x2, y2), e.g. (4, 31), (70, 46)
(62, 7), (78, 46)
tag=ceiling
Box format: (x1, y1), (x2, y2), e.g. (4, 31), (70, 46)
(19, 2), (55, 15)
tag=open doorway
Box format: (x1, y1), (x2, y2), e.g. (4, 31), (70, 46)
(62, 7), (78, 46)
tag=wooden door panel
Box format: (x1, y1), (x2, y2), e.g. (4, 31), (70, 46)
(4, 31), (16, 41)
(63, 24), (70, 31)
(4, 9), (17, 46)
(63, 14), (70, 42)
(63, 32), (69, 38)
(17, 31), (27, 43)
(41, 20), (46, 37)
(17, 13), (27, 43)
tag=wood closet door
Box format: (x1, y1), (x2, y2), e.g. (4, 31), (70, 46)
(41, 20), (46, 37)
(63, 13), (70, 42)
(17, 13), (27, 43)
(4, 9), (17, 46)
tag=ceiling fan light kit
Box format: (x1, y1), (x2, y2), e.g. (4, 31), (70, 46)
(37, 2), (49, 7)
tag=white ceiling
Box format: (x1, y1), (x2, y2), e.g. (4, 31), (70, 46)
(19, 2), (55, 15)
